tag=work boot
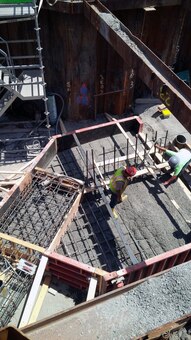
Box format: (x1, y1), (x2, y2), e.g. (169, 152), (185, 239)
(121, 194), (128, 202)
(112, 208), (118, 219)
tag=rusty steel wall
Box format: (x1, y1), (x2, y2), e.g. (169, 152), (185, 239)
(0, 3), (190, 125)
(116, 6), (185, 67)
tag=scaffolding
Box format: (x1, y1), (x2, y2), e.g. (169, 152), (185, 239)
(0, 0), (50, 135)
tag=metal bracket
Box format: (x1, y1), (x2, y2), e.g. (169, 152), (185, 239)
(111, 276), (125, 285)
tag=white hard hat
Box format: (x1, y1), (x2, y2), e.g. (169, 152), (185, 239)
(169, 155), (179, 168)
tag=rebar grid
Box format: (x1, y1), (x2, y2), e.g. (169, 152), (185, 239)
(85, 194), (143, 264)
(50, 149), (141, 269)
(0, 172), (79, 248)
(53, 130), (171, 270)
(0, 239), (40, 328)
(0, 257), (33, 327)
(64, 131), (170, 183)
(58, 193), (134, 271)
(58, 150), (86, 182)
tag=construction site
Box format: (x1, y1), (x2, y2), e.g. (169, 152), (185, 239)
(0, 0), (191, 339)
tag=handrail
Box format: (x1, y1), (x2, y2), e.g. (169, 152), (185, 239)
(0, 36), (16, 80)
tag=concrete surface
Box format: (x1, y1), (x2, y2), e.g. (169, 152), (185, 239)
(8, 278), (78, 328)
(55, 107), (191, 269)
(136, 102), (191, 145)
(1, 101), (191, 329)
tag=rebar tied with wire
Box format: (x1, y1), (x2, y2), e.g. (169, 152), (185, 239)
(0, 250), (39, 328)
(0, 172), (79, 248)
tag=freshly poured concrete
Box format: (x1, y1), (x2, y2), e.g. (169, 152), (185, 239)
(1, 103), (191, 331)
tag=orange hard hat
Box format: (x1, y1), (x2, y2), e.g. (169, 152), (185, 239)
(125, 166), (137, 176)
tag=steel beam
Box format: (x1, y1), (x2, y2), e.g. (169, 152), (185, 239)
(84, 0), (191, 132)
(100, 0), (182, 11)
(103, 242), (191, 289)
(135, 313), (191, 340)
(43, 0), (181, 13)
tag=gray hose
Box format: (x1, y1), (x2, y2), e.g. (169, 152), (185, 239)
(48, 92), (65, 135)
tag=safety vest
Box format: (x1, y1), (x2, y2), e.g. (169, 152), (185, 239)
(109, 167), (128, 194)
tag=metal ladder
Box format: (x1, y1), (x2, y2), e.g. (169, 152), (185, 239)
(0, 0), (50, 134)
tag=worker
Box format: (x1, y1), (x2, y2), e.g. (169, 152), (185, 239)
(109, 165), (137, 218)
(155, 144), (191, 186)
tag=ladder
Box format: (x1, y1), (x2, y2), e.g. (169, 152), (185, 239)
(0, 0), (50, 134)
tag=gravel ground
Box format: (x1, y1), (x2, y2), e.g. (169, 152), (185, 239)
(117, 261), (191, 338)
(25, 261), (191, 340)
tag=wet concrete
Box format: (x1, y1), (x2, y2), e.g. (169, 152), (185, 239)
(1, 104), (191, 330)
(53, 113), (191, 268)
(116, 175), (191, 257)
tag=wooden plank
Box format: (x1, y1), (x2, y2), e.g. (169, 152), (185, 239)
(86, 277), (98, 301)
(48, 192), (82, 251)
(5, 159), (35, 181)
(0, 171), (25, 174)
(19, 255), (48, 328)
(105, 113), (134, 146)
(96, 152), (142, 167)
(0, 186), (10, 193)
(34, 167), (83, 191)
(105, 114), (158, 176)
(0, 180), (18, 186)
(35, 167), (84, 186)
(0, 232), (45, 254)
(101, 162), (170, 184)
(28, 275), (51, 324)
(96, 152), (168, 169)
(93, 160), (108, 189)
(106, 114), (151, 171)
